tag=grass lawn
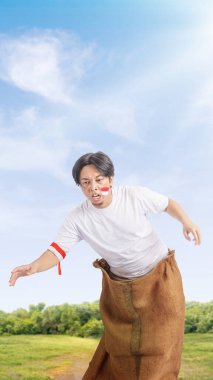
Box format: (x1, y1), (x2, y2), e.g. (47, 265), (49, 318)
(179, 334), (213, 380)
(0, 333), (212, 379)
(0, 335), (97, 380)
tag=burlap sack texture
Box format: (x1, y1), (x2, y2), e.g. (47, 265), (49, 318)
(83, 251), (185, 380)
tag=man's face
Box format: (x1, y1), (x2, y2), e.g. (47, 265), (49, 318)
(79, 164), (114, 208)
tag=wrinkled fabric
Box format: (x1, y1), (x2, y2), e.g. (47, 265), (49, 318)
(83, 251), (185, 380)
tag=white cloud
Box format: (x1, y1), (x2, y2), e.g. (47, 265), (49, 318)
(0, 197), (76, 237)
(117, 170), (191, 198)
(0, 132), (93, 182)
(110, 24), (213, 139)
(0, 28), (142, 142)
(0, 106), (93, 181)
(95, 102), (143, 142)
(0, 29), (144, 142)
(0, 29), (95, 104)
(1, 19), (213, 173)
(0, 135), (70, 180)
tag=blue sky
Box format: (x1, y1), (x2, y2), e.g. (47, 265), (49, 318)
(1, 0), (213, 312)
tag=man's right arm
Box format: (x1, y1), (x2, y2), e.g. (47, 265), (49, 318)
(9, 250), (59, 287)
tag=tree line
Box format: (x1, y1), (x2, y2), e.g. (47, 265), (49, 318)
(185, 301), (213, 333)
(0, 301), (212, 336)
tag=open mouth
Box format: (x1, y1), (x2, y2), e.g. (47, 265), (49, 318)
(92, 194), (101, 201)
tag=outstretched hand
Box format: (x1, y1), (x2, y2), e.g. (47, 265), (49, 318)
(9, 265), (32, 287)
(183, 222), (201, 245)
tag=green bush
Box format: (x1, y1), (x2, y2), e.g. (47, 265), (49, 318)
(78, 318), (104, 338)
(0, 301), (212, 336)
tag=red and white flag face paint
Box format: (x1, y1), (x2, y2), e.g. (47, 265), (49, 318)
(100, 187), (110, 196)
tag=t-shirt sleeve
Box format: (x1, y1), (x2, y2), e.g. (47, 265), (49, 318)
(48, 209), (82, 261)
(134, 186), (169, 216)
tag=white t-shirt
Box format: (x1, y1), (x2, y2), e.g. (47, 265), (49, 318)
(48, 186), (169, 278)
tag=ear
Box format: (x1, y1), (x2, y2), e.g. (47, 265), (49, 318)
(109, 176), (114, 186)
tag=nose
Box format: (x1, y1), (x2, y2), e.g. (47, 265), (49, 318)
(90, 180), (99, 191)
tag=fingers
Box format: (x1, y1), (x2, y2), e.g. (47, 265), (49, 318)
(9, 271), (21, 286)
(183, 228), (191, 241)
(190, 226), (201, 245)
(194, 227), (201, 245)
(11, 265), (31, 274)
(9, 265), (32, 287)
(9, 273), (18, 287)
(183, 225), (201, 245)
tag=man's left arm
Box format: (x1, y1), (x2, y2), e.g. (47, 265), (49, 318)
(165, 199), (201, 245)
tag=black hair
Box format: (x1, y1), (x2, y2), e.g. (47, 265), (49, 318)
(72, 151), (115, 186)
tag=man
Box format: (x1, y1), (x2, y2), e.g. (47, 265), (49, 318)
(10, 151), (201, 380)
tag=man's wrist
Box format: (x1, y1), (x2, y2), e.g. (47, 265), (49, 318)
(29, 262), (39, 274)
(182, 218), (193, 227)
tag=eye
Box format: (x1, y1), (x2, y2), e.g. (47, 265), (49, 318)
(81, 180), (89, 187)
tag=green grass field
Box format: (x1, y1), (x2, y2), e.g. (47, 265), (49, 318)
(179, 334), (213, 380)
(0, 334), (212, 379)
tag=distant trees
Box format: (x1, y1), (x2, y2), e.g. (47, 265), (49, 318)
(0, 301), (212, 336)
(185, 301), (213, 333)
(0, 301), (103, 337)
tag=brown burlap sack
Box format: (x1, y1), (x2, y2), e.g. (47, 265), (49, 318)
(83, 251), (185, 380)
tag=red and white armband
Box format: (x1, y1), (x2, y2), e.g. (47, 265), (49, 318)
(49, 242), (66, 275)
